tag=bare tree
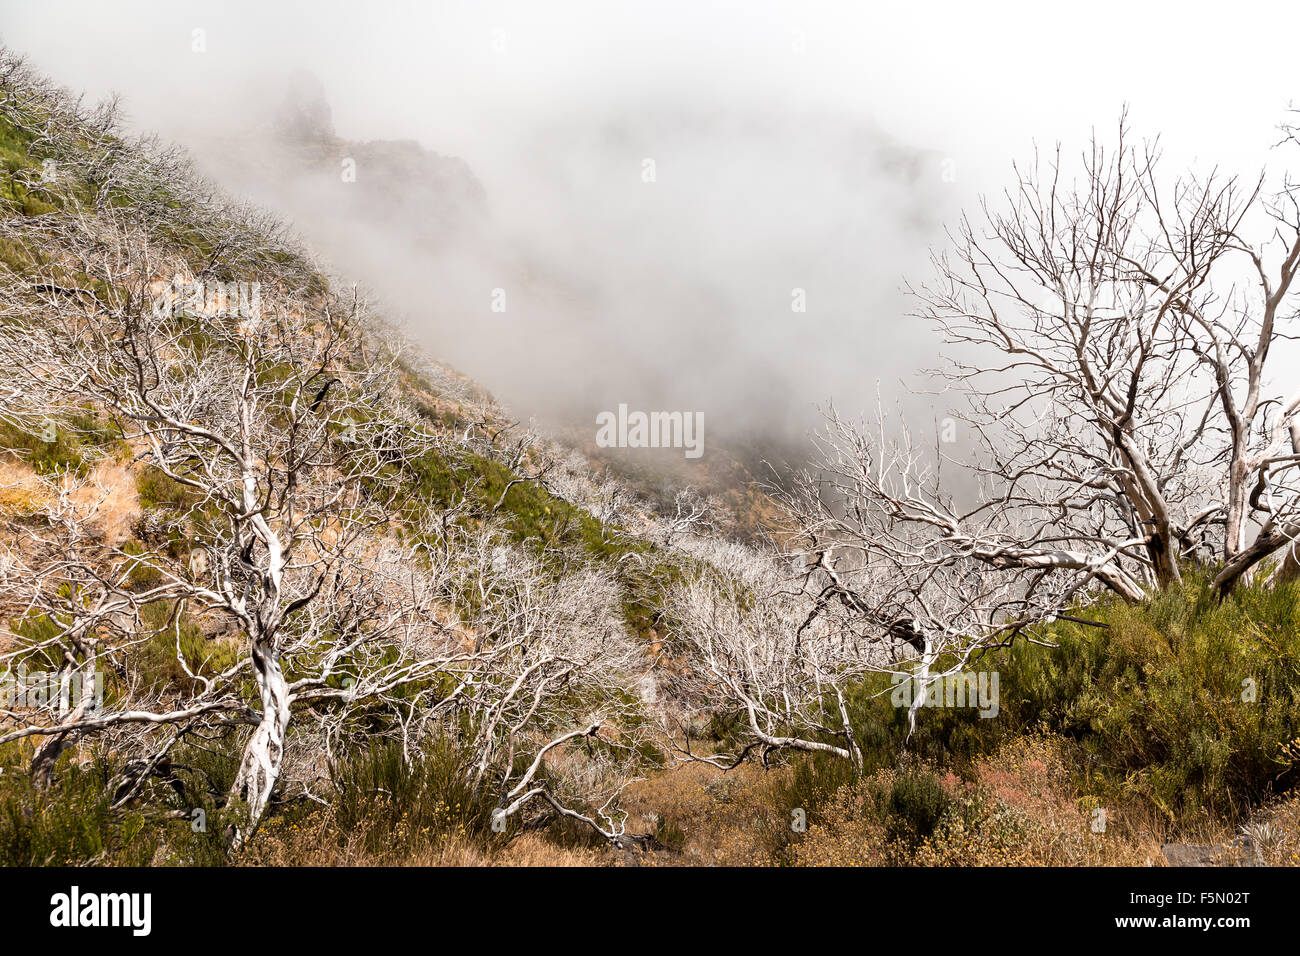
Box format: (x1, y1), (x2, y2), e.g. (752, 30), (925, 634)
(0, 44), (662, 852)
(663, 543), (874, 769)
(421, 521), (653, 846)
(0, 197), (447, 833)
(836, 112), (1300, 610)
(662, 113), (1300, 773)
(0, 212), (653, 846)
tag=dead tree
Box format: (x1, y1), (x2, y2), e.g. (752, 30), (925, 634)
(899, 111), (1300, 600)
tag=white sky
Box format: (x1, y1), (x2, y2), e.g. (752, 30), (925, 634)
(3, 0), (1298, 197)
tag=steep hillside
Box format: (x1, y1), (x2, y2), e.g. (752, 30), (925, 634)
(0, 47), (733, 861)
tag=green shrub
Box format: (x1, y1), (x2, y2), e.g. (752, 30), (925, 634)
(0, 734), (246, 866)
(135, 464), (196, 510)
(135, 600), (238, 693)
(772, 750), (864, 821)
(0, 747), (156, 865)
(0, 412), (121, 477)
(329, 735), (500, 855)
(653, 814), (686, 851)
(887, 768), (950, 845)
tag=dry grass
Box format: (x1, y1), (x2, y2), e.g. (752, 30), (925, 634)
(903, 736), (1160, 866)
(72, 458), (140, 546)
(0, 454), (140, 543)
(1243, 791), (1300, 866)
(39, 734), (1300, 868)
(614, 735), (1274, 867)
(235, 805), (607, 867)
(0, 455), (48, 517)
(620, 760), (789, 866)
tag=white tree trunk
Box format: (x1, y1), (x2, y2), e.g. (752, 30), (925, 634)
(230, 639), (290, 846)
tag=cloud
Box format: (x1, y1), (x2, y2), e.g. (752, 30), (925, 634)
(5, 1), (1294, 467)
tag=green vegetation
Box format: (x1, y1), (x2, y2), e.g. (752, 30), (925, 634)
(778, 568), (1300, 828)
(0, 113), (62, 217)
(0, 412), (123, 476)
(885, 766), (951, 845)
(328, 736), (504, 856)
(0, 742), (231, 866)
(396, 444), (687, 640)
(135, 463), (197, 510)
(135, 600), (240, 693)
(0, 749), (152, 866)
(669, 571), (1300, 865)
(976, 570), (1300, 823)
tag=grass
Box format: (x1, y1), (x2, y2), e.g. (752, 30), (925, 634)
(0, 412), (123, 477)
(0, 113), (63, 217)
(0, 741), (231, 866)
(328, 736), (505, 857)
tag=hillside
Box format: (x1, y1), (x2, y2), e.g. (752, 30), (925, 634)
(1, 47), (1299, 869)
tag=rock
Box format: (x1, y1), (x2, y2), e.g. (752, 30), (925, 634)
(1161, 837), (1260, 867)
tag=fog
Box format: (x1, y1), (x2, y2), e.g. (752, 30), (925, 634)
(3, 0), (1299, 468)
